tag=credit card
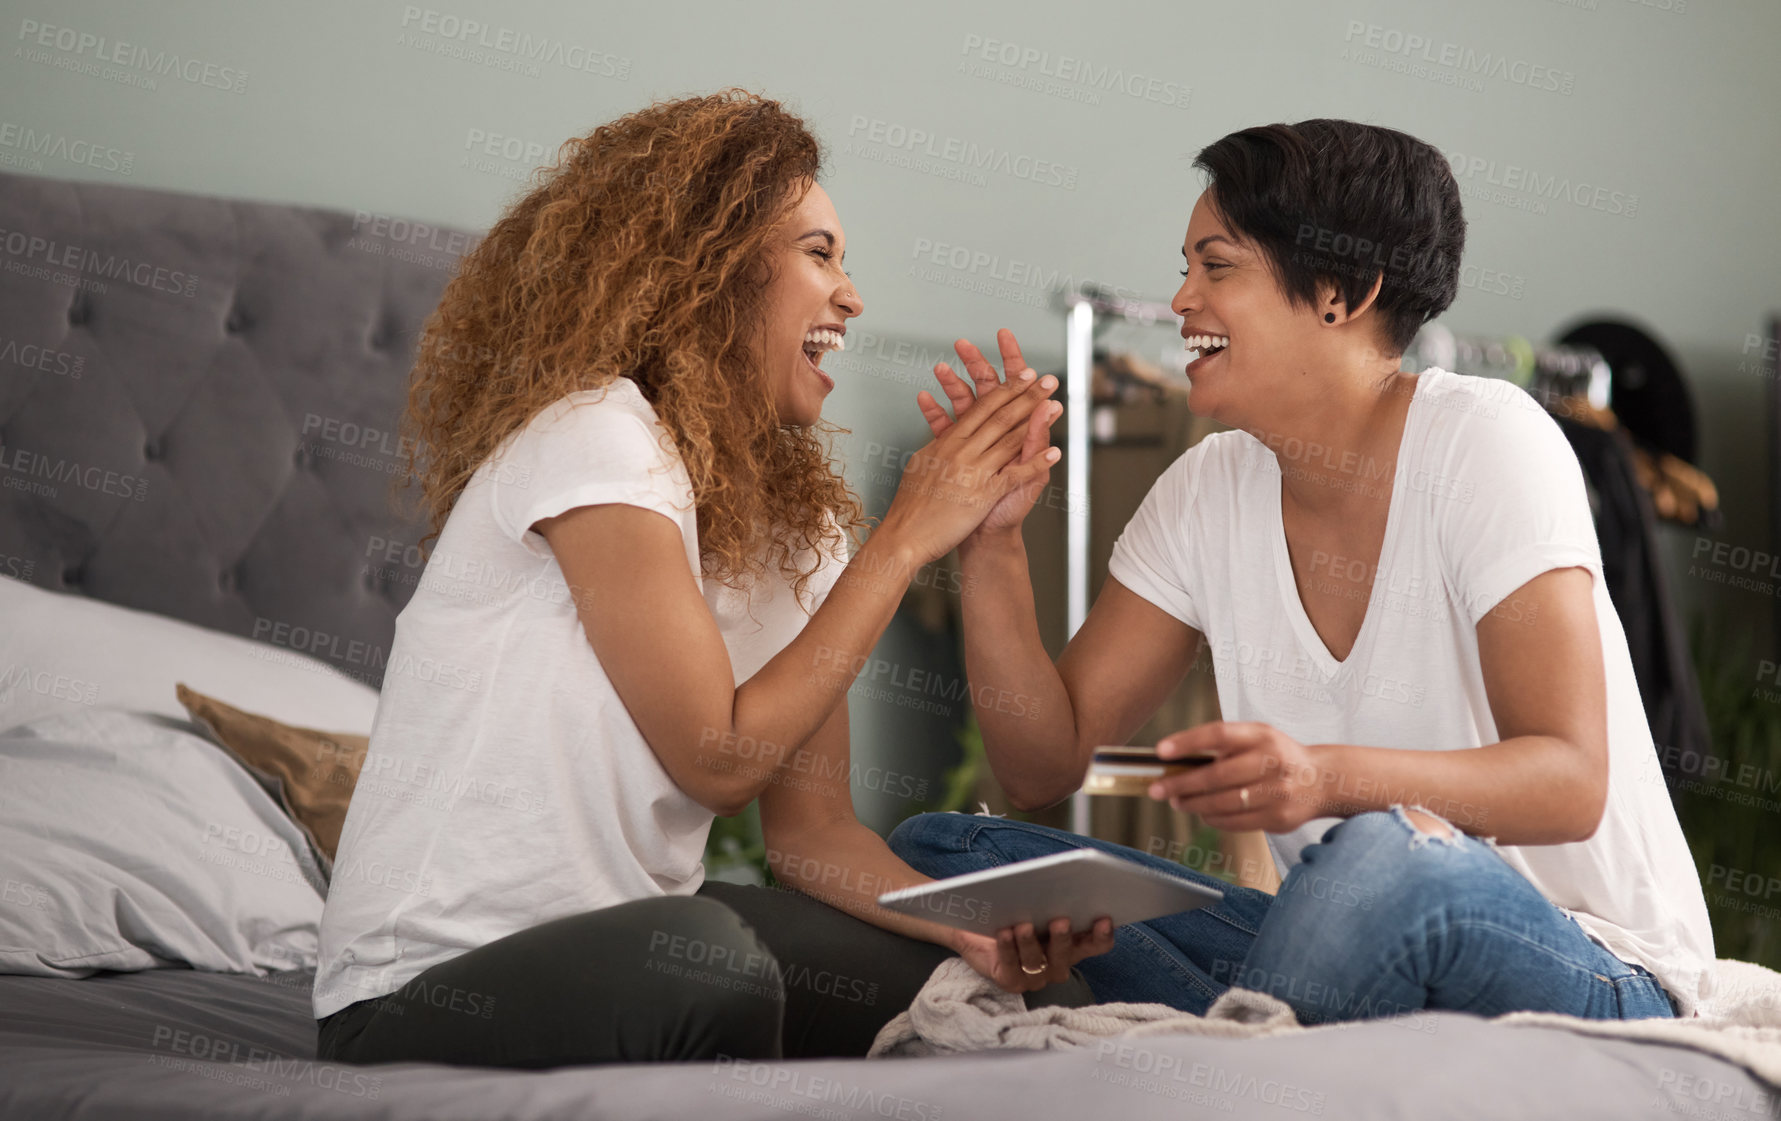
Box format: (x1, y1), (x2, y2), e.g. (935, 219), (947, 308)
(1084, 746), (1217, 796)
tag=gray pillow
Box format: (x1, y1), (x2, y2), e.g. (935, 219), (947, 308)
(0, 707), (325, 977)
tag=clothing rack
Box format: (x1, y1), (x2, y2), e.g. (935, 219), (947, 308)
(1404, 322), (1613, 412)
(1407, 324), (1719, 529)
(1060, 286), (1183, 835)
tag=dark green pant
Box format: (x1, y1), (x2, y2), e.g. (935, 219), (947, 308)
(316, 880), (1092, 1068)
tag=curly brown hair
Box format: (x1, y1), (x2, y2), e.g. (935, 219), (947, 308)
(396, 89), (866, 608)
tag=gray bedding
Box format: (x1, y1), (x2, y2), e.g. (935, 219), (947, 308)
(0, 967), (1770, 1120)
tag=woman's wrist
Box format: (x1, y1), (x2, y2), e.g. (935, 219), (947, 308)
(957, 524), (1024, 564)
(942, 924), (982, 955)
(1303, 742), (1360, 817)
(858, 516), (931, 575)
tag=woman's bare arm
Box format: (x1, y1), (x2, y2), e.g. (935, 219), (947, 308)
(538, 504), (912, 815)
(915, 330), (1207, 811)
(1151, 567), (1610, 845)
(756, 690), (1115, 992)
(534, 373), (1059, 816)
(1304, 565), (1609, 842)
(958, 526), (1205, 811)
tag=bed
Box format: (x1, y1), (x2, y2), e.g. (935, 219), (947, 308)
(3, 166), (1779, 1120)
(7, 963), (1778, 1121)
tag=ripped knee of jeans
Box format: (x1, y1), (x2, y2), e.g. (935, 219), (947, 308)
(1391, 803), (1461, 849)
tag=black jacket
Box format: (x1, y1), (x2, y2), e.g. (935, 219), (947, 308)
(1554, 415), (1713, 795)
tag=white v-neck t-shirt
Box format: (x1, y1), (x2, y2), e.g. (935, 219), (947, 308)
(1107, 367), (1715, 1016)
(313, 377), (846, 1020)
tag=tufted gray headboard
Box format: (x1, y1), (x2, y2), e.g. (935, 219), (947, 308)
(0, 168), (478, 689)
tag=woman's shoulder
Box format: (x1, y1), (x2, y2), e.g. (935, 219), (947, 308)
(1407, 367), (1594, 536)
(1410, 367), (1576, 467)
(507, 378), (682, 465)
(1123, 429), (1256, 531)
(1166, 428), (1253, 474)
(1167, 427), (1274, 493)
(538, 377), (666, 435)
(1411, 367), (1557, 436)
(477, 377), (694, 519)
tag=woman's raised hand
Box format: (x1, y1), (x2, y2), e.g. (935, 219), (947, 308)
(915, 329), (1063, 538)
(876, 345), (1060, 567)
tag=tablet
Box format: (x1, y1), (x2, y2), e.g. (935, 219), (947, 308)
(876, 848), (1223, 936)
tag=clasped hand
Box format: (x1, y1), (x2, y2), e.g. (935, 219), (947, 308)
(879, 329), (1064, 565)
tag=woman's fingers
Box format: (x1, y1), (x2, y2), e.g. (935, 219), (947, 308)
(1068, 917), (1115, 964)
(1149, 747), (1269, 805)
(915, 389), (952, 437)
(983, 408), (1041, 468)
(933, 361), (978, 419)
(1023, 398), (1062, 464)
(996, 328), (1032, 382)
(1046, 918), (1074, 985)
(990, 406), (1054, 477)
(961, 375), (1056, 454)
(1012, 921), (1048, 978)
(984, 915), (1115, 994)
(984, 447), (1060, 521)
(1090, 916), (1115, 954)
(990, 930), (1013, 981)
(954, 337), (1004, 395)
(1158, 721), (1268, 760)
(946, 368), (1041, 443)
(958, 329), (1031, 390)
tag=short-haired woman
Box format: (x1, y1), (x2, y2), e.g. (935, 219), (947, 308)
(891, 118), (1713, 1024)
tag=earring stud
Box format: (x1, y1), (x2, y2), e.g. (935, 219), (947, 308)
(1324, 313), (1336, 323)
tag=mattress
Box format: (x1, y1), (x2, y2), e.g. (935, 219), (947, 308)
(1, 967), (1770, 1120)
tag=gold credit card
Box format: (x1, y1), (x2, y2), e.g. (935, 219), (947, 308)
(1084, 746), (1217, 796)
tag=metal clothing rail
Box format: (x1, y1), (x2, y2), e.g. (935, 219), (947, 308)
(1060, 287), (1182, 836)
(1407, 322), (1612, 410)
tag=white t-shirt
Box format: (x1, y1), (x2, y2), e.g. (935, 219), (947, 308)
(313, 377), (846, 1019)
(1107, 367), (1715, 1017)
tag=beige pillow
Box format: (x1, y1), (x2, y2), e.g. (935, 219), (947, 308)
(175, 683), (368, 872)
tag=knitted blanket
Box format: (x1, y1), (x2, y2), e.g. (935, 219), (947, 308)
(868, 956), (1781, 1090)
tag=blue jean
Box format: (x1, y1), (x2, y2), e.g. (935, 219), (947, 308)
(886, 806), (1678, 1024)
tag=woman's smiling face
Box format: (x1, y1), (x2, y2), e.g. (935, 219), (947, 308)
(762, 181), (863, 427)
(1170, 191), (1336, 430)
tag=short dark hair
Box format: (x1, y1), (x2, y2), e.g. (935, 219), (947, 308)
(1192, 120), (1465, 356)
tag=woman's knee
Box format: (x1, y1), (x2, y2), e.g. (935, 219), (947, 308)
(1279, 807), (1492, 920)
(639, 895), (783, 988)
(888, 812), (1087, 875)
(1315, 807), (1466, 867)
(886, 811), (970, 868)
(624, 895), (786, 1060)
(324, 897), (787, 1067)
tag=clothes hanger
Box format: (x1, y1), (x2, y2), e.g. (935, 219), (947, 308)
(1411, 320), (1723, 527)
(1632, 448), (1723, 529)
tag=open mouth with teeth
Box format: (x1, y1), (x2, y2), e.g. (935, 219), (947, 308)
(1184, 332), (1229, 375)
(802, 327), (845, 391)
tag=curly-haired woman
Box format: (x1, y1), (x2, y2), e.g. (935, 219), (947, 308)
(311, 91), (1108, 1068)
(890, 119), (1714, 1025)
